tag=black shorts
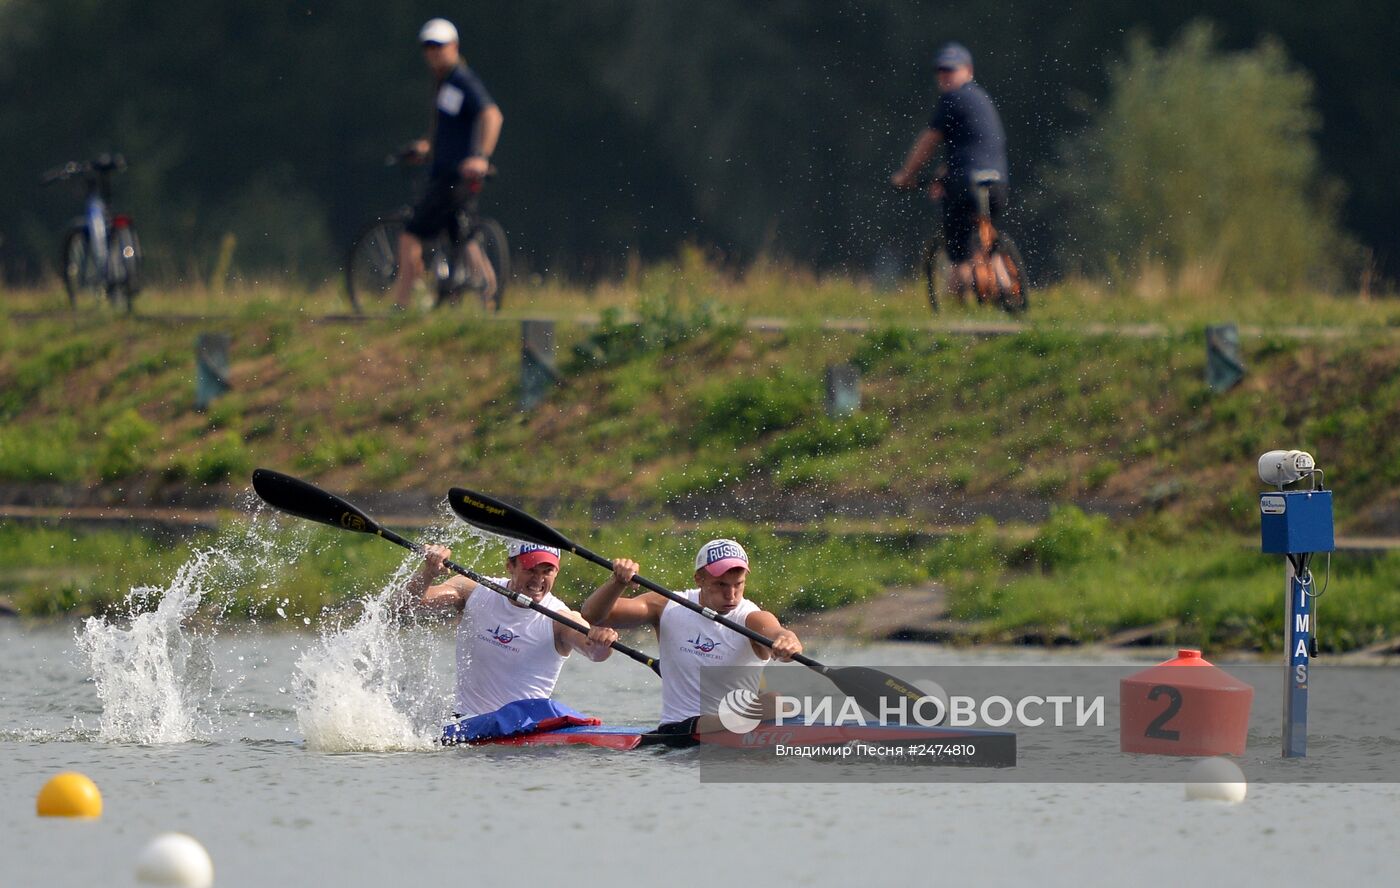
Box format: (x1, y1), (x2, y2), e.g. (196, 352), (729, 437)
(942, 179), (1008, 264)
(639, 716), (702, 749)
(405, 176), (475, 240)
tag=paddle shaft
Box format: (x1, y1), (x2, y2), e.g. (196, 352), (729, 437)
(377, 527), (661, 674)
(443, 487), (941, 713)
(250, 469), (661, 675)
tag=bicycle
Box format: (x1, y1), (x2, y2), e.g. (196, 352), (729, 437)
(913, 170), (1028, 315)
(40, 153), (143, 312)
(345, 151), (509, 314)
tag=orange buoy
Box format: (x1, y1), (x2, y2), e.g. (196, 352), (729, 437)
(36, 772), (103, 818)
(1120, 649), (1253, 756)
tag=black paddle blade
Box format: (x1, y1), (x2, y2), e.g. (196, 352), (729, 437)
(447, 487), (571, 551)
(251, 468), (380, 535)
(828, 665), (944, 725)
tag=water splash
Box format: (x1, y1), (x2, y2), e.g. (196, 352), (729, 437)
(293, 593), (438, 752)
(293, 512), (484, 753)
(77, 551), (216, 744)
(76, 495), (303, 744)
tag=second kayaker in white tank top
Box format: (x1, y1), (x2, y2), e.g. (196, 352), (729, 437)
(580, 538), (805, 741)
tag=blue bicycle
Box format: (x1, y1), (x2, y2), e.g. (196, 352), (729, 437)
(41, 153), (143, 312)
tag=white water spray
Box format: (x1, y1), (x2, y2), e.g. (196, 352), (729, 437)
(293, 514), (484, 753)
(77, 497), (305, 744)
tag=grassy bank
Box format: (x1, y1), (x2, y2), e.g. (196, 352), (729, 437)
(3, 279), (1400, 529)
(2, 265), (1398, 644)
(6, 514), (1399, 654)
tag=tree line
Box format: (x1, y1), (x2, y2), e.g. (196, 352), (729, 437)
(0, 0), (1390, 289)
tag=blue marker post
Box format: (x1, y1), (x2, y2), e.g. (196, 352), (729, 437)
(1258, 450), (1335, 758)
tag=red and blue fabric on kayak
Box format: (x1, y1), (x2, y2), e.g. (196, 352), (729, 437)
(441, 698), (600, 745)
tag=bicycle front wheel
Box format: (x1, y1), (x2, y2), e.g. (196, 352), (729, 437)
(463, 217), (509, 312)
(992, 234), (1030, 315)
(61, 227), (103, 310)
(345, 218), (405, 313)
(920, 234), (950, 314)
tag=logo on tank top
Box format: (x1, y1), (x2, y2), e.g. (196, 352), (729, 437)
(688, 633), (721, 654)
(488, 625), (517, 646)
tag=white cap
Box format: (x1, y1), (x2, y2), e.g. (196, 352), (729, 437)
(695, 539), (749, 577)
(419, 18), (459, 45)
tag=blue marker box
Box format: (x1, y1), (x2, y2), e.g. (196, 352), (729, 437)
(1260, 490), (1335, 555)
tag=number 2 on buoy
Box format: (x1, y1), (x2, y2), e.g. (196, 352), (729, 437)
(1145, 684), (1182, 740)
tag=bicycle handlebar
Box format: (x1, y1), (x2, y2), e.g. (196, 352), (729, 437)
(40, 153), (127, 185)
(382, 150), (498, 180)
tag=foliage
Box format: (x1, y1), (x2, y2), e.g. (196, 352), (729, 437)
(1024, 505), (1123, 570)
(568, 289), (734, 370)
(189, 431), (254, 484)
(692, 371), (817, 446)
(0, 419), (83, 480)
(1045, 21), (1355, 290)
(96, 408), (158, 481)
(1, 2), (1393, 286)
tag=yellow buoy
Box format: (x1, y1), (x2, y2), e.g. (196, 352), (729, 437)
(36, 771), (103, 818)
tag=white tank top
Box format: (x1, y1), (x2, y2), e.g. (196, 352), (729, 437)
(657, 589), (765, 724)
(455, 580), (568, 717)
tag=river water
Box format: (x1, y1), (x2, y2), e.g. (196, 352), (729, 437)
(4, 530), (1400, 885)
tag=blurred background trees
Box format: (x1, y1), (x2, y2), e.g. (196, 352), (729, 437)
(0, 0), (1392, 291)
(1041, 21), (1357, 292)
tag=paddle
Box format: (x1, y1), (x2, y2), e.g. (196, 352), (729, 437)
(250, 469), (661, 675)
(447, 487), (936, 720)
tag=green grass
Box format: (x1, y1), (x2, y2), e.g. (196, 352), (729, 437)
(6, 514), (1398, 653)
(3, 262), (1400, 641)
(2, 279), (1399, 530)
(5, 301), (1394, 532)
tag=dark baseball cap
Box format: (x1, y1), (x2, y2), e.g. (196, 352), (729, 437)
(935, 42), (973, 70)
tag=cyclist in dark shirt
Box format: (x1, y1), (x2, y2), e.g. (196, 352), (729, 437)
(892, 43), (1008, 298)
(391, 18), (504, 310)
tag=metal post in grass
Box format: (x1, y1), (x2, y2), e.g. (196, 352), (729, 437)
(1258, 449), (1335, 758)
(521, 320), (559, 412)
(1206, 323), (1245, 392)
(825, 363), (860, 417)
(195, 333), (232, 412)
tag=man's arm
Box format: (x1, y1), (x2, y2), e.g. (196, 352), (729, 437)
(551, 610), (619, 661)
(579, 559), (665, 630)
(891, 128), (942, 189)
(402, 544), (474, 612)
(744, 609), (803, 662)
(460, 104), (503, 178)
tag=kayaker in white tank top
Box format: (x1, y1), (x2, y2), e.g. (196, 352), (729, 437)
(580, 538), (805, 736)
(403, 541), (620, 718)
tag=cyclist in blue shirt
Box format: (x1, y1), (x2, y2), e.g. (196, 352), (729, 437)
(892, 43), (1008, 299)
(391, 18), (504, 310)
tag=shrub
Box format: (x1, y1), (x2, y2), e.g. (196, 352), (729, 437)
(693, 372), (816, 446)
(1043, 20), (1356, 290)
(0, 419), (83, 481)
(95, 408), (159, 481)
(1027, 505), (1122, 570)
(851, 326), (922, 372)
(760, 414), (890, 466)
(192, 431), (253, 483)
(569, 291), (736, 370)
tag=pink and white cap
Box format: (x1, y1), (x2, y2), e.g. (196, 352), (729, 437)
(695, 539), (749, 576)
(507, 541), (560, 569)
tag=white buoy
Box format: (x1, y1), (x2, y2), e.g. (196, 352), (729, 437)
(1184, 756), (1248, 803)
(135, 832), (214, 887)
